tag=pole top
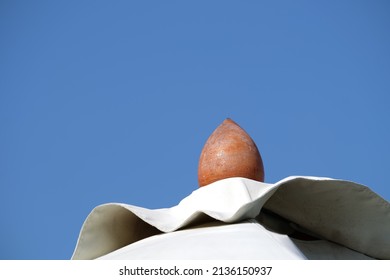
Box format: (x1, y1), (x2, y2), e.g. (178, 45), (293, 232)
(198, 118), (265, 187)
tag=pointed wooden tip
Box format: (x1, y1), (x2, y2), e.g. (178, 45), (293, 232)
(198, 118), (265, 187)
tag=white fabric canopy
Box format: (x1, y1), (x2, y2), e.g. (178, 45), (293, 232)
(71, 176), (390, 260)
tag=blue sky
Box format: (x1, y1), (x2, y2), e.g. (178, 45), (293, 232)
(1, 1), (389, 259)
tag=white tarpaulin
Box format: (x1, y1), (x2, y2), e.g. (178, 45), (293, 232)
(71, 176), (390, 260)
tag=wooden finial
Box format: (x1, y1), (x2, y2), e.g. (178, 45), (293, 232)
(198, 118), (264, 187)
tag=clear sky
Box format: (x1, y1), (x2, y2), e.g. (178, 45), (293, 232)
(1, 1), (389, 259)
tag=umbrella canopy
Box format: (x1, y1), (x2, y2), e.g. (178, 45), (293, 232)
(71, 176), (389, 260)
(72, 119), (389, 260)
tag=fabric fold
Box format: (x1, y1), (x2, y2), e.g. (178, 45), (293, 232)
(71, 176), (390, 260)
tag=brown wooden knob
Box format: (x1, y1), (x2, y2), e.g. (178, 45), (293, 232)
(198, 118), (265, 187)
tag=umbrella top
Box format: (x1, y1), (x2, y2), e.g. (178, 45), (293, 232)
(198, 118), (265, 187)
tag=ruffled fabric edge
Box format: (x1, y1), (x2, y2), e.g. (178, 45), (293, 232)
(71, 176), (390, 260)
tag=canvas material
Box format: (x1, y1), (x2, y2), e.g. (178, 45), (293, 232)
(263, 177), (390, 259)
(97, 220), (308, 260)
(71, 176), (390, 260)
(97, 219), (373, 260)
